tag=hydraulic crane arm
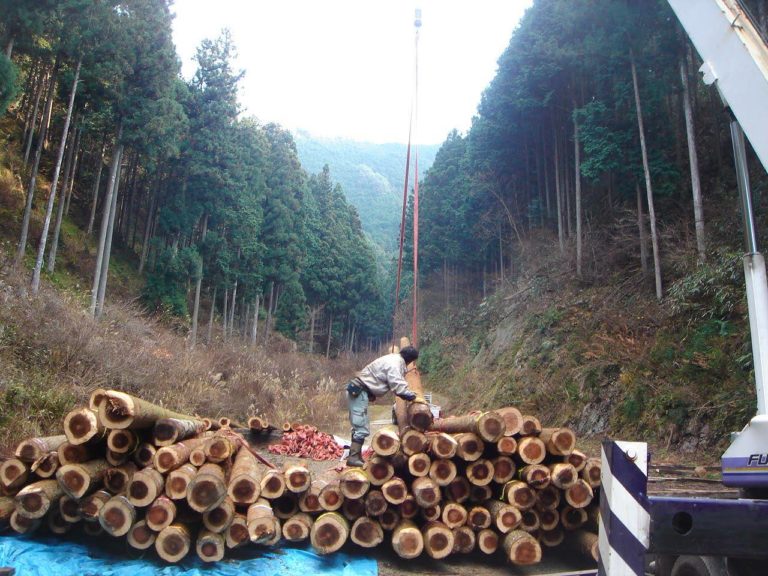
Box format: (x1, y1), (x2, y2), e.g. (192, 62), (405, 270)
(667, 0), (768, 174)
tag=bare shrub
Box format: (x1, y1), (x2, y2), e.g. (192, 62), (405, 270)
(0, 270), (356, 453)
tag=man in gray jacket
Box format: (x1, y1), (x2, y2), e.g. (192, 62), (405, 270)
(344, 346), (419, 467)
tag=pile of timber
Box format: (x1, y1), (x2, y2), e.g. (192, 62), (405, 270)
(0, 390), (601, 567)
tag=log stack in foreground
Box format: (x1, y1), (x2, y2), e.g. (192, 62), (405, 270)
(1, 388), (601, 569)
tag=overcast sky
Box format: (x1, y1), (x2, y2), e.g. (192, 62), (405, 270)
(171, 1), (532, 145)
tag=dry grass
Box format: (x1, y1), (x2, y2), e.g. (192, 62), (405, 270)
(0, 264), (360, 454)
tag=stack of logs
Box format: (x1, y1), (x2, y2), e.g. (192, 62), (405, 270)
(0, 389), (601, 567)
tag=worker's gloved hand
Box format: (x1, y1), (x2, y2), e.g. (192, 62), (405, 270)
(413, 395), (428, 404)
(399, 391), (417, 402)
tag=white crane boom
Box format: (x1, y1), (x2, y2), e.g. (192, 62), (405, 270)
(667, 0), (768, 174)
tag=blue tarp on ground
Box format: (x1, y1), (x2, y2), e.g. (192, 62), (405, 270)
(0, 534), (378, 576)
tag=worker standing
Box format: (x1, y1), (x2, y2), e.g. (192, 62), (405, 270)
(344, 346), (419, 467)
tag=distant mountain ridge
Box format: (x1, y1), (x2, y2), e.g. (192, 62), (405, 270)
(294, 131), (439, 250)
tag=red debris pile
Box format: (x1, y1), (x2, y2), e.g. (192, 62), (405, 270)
(267, 424), (344, 460)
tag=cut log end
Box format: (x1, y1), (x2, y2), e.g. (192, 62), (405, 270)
(478, 528), (499, 554)
(156, 524), (192, 563)
(452, 525), (476, 554)
(422, 521), (454, 559)
(392, 520), (424, 559)
(310, 512), (349, 555)
(503, 530), (542, 565)
(351, 516), (384, 548)
(128, 520), (156, 550)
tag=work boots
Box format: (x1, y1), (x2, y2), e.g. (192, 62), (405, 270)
(346, 440), (364, 467)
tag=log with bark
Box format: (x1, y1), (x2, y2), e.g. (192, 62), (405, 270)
(57, 459), (108, 499)
(15, 435), (67, 462)
(430, 411), (505, 443)
(104, 462), (137, 494)
(485, 499), (522, 533)
(153, 418), (206, 447)
(97, 390), (198, 430)
(14, 480), (63, 519)
(48, 507), (70, 533)
(227, 446), (262, 504)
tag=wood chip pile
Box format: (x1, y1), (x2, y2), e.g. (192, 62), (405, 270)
(0, 389), (601, 567)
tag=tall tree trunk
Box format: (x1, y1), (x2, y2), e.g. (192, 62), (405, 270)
(207, 286), (217, 344)
(16, 57), (59, 267)
(87, 141), (106, 235)
(138, 184), (157, 273)
(563, 135), (573, 238)
(498, 221), (504, 284)
(573, 105), (583, 279)
(64, 125), (82, 216)
(90, 125), (123, 316)
(543, 133), (551, 222)
(630, 48), (663, 300)
(229, 278), (238, 335)
(189, 214), (208, 348)
(46, 114), (80, 275)
(636, 183), (649, 275)
(5, 37), (13, 59)
(190, 266), (203, 348)
(308, 305), (316, 353)
(22, 69), (45, 166)
(251, 295), (260, 346)
(31, 59), (81, 293)
(680, 51), (705, 263)
(95, 149), (124, 317)
(264, 282), (274, 346)
(554, 125), (564, 254)
(325, 311), (333, 359)
(222, 288), (229, 341)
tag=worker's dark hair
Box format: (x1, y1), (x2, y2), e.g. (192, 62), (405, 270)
(400, 346), (419, 364)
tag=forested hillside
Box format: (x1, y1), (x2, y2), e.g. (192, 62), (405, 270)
(0, 1), (390, 356)
(295, 132), (438, 249)
(409, 0), (768, 454)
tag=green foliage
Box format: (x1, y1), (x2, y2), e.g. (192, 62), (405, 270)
(295, 132), (438, 250)
(668, 250), (743, 321)
(0, 53), (18, 115)
(142, 247), (200, 316)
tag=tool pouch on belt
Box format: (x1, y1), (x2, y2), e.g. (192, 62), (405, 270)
(346, 380), (363, 398)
